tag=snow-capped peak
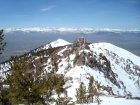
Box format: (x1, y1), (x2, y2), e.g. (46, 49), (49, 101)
(50, 38), (71, 48)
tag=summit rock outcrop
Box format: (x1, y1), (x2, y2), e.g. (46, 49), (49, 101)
(71, 37), (90, 54)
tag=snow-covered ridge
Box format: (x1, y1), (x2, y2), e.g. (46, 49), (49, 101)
(91, 42), (140, 66)
(3, 27), (140, 34)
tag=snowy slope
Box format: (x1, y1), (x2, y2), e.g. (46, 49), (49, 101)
(89, 43), (140, 96)
(0, 38), (70, 78)
(90, 42), (140, 66)
(42, 38), (71, 50)
(32, 38), (71, 53)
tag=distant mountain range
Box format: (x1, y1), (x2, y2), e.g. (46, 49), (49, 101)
(4, 27), (140, 34)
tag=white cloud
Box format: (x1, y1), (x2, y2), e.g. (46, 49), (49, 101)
(41, 6), (56, 11)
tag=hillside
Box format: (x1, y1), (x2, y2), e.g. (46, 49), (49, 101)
(0, 37), (140, 105)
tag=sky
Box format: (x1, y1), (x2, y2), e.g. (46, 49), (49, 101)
(0, 0), (140, 29)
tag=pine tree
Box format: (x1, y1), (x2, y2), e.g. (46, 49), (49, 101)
(88, 76), (94, 103)
(94, 80), (101, 105)
(5, 56), (66, 105)
(87, 76), (102, 104)
(5, 56), (45, 104)
(0, 29), (7, 104)
(0, 29), (7, 55)
(75, 82), (86, 104)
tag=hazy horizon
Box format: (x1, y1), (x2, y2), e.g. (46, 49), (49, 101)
(0, 31), (140, 63)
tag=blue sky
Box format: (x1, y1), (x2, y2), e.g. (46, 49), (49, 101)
(0, 0), (140, 29)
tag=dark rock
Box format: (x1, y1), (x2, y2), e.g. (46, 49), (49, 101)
(86, 57), (97, 68)
(106, 86), (114, 95)
(73, 54), (84, 66)
(134, 65), (140, 71)
(114, 95), (125, 98)
(63, 50), (70, 58)
(125, 94), (132, 99)
(132, 97), (140, 100)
